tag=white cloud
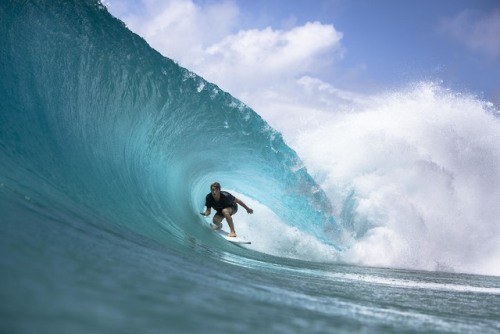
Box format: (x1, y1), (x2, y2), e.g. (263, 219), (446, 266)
(242, 75), (371, 144)
(200, 22), (343, 94)
(108, 0), (240, 65)
(440, 9), (500, 58)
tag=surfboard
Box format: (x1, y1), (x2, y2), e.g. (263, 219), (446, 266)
(214, 228), (251, 244)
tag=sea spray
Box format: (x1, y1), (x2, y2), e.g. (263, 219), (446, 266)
(293, 82), (500, 275)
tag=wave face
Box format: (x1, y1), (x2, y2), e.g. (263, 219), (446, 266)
(0, 0), (338, 250)
(2, 1), (499, 333)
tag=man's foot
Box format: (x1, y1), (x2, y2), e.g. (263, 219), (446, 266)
(228, 231), (237, 237)
(211, 222), (222, 230)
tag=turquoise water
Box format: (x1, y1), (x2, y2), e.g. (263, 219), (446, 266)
(1, 1), (499, 333)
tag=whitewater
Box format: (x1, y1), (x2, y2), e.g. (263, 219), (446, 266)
(1, 1), (499, 333)
(284, 82), (500, 276)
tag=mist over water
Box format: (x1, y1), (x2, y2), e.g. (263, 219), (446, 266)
(289, 82), (500, 275)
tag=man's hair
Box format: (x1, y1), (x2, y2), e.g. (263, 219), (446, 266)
(210, 182), (221, 190)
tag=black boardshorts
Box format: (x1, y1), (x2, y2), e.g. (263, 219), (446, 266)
(215, 203), (238, 218)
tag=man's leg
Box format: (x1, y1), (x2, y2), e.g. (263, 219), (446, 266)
(212, 214), (222, 229)
(221, 207), (236, 237)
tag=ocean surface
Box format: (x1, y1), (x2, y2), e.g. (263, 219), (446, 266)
(1, 1), (499, 333)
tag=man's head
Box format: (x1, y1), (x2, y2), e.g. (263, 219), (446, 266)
(210, 182), (221, 198)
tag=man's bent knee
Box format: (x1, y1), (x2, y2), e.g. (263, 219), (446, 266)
(222, 208), (233, 217)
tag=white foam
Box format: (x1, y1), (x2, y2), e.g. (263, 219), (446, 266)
(289, 82), (500, 276)
(228, 193), (340, 262)
(326, 272), (500, 294)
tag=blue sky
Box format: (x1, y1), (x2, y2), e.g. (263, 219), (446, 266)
(231, 0), (500, 99)
(106, 0), (500, 124)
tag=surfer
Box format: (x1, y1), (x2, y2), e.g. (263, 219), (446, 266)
(200, 182), (253, 237)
